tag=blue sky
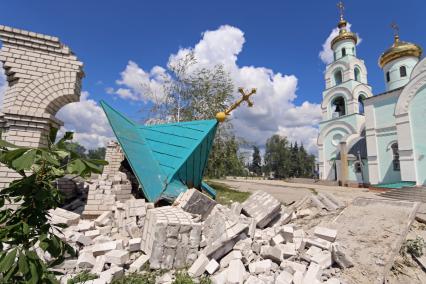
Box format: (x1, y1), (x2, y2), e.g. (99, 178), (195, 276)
(0, 0), (425, 154)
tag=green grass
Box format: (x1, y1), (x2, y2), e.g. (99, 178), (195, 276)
(206, 181), (251, 205)
(111, 271), (161, 284)
(67, 271), (98, 284)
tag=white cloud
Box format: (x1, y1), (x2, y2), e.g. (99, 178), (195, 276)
(319, 23), (362, 65)
(112, 25), (322, 154)
(57, 91), (114, 150)
(113, 61), (169, 103)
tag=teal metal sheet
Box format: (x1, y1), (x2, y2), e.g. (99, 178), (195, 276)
(100, 100), (218, 203)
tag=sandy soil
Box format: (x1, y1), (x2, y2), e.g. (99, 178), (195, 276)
(214, 178), (426, 283)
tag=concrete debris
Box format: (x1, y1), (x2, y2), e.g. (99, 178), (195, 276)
(174, 188), (217, 219)
(52, 187), (353, 284)
(242, 190), (281, 228)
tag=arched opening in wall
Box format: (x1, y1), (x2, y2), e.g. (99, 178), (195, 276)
(358, 94), (365, 114)
(400, 66), (407, 77)
(342, 48), (346, 57)
(386, 71), (390, 82)
(0, 63), (7, 110)
(391, 143), (400, 171)
(334, 70), (343, 86)
(354, 67), (361, 82)
(331, 96), (346, 118)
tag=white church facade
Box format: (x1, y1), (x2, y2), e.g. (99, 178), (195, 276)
(317, 8), (426, 187)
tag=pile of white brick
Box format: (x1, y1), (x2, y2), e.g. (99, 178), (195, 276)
(46, 187), (351, 284)
(83, 172), (133, 216)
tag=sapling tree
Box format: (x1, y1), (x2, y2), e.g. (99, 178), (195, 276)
(0, 130), (107, 283)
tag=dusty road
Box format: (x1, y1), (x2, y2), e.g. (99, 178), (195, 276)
(212, 178), (379, 205)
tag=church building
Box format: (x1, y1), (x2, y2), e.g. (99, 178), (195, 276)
(317, 5), (426, 187)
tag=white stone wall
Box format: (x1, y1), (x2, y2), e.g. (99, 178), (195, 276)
(0, 25), (83, 190)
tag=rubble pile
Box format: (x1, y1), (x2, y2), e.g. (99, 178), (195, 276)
(50, 187), (352, 284)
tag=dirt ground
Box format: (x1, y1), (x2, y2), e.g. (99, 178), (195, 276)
(215, 178), (426, 284)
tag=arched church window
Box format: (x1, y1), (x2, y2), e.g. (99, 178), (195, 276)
(358, 95), (365, 114)
(386, 71), (390, 82)
(342, 48), (346, 57)
(391, 143), (400, 171)
(334, 70), (343, 85)
(354, 68), (360, 81)
(400, 66), (407, 77)
(331, 96), (346, 118)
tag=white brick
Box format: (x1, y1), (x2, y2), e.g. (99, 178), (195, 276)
(314, 226), (337, 242)
(205, 259), (219, 275)
(188, 253), (209, 277)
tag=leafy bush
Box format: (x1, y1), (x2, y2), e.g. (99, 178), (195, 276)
(67, 270), (97, 284)
(404, 236), (425, 257)
(0, 131), (107, 283)
(111, 271), (161, 284)
(172, 271), (194, 284)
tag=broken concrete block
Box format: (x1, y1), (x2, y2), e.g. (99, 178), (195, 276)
(188, 253), (209, 277)
(105, 250), (129, 266)
(260, 245), (281, 263)
(76, 234), (93, 246)
(325, 278), (341, 284)
(242, 191), (281, 228)
(141, 206), (202, 269)
(305, 246), (322, 260)
(293, 270), (304, 284)
(77, 252), (96, 269)
(174, 188), (217, 219)
(280, 225), (294, 243)
(271, 234), (285, 246)
(205, 259), (219, 275)
(280, 260), (307, 273)
(231, 202), (243, 215)
(211, 269), (228, 284)
(95, 211), (112, 226)
(280, 243), (297, 259)
(318, 193), (339, 211)
(311, 250), (332, 269)
(249, 259), (272, 274)
(128, 254), (150, 273)
(226, 259), (246, 284)
(85, 229), (101, 239)
(314, 226), (337, 242)
(306, 237), (332, 251)
(91, 255), (106, 275)
(92, 241), (119, 256)
(50, 208), (80, 226)
(302, 263), (322, 284)
(331, 243), (353, 268)
(128, 238), (142, 252)
(245, 275), (265, 284)
(296, 209), (312, 218)
(99, 266), (124, 282)
(275, 270), (293, 284)
(78, 220), (95, 232)
(220, 250), (242, 268)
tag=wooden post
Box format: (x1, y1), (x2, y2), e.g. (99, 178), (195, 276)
(340, 141), (348, 187)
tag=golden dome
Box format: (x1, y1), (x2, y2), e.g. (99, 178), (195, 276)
(379, 35), (423, 68)
(331, 19), (358, 48)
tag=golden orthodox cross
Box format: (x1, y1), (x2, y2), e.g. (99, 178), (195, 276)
(391, 22), (399, 37)
(225, 88), (256, 115)
(337, 1), (345, 20)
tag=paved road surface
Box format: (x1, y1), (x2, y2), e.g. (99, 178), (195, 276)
(213, 178), (378, 205)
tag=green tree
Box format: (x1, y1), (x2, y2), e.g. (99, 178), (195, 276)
(64, 141), (87, 158)
(0, 131), (107, 283)
(143, 52), (244, 178)
(87, 147), (106, 160)
(249, 146), (262, 176)
(264, 135), (291, 179)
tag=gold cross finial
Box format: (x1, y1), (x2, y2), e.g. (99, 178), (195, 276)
(215, 87), (256, 122)
(337, 1), (345, 20)
(391, 22), (399, 37)
(391, 21), (400, 44)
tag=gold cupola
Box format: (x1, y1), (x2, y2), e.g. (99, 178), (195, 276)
(330, 2), (358, 48)
(378, 32), (423, 68)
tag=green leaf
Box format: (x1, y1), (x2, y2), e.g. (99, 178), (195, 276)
(18, 251), (29, 275)
(28, 260), (40, 284)
(66, 159), (86, 176)
(0, 148), (28, 165)
(40, 150), (60, 167)
(49, 127), (59, 146)
(0, 248), (17, 273)
(0, 139), (20, 149)
(11, 149), (37, 171)
(54, 150), (69, 159)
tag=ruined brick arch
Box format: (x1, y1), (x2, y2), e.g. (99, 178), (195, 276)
(18, 71), (81, 116)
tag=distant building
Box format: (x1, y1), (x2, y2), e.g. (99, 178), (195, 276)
(317, 8), (425, 187)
